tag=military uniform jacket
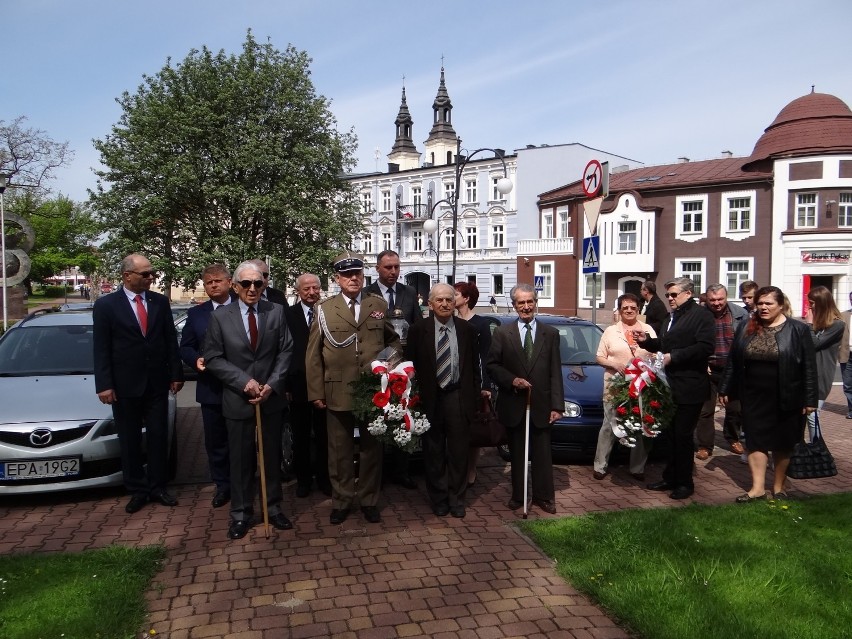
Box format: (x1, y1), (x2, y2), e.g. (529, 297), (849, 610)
(306, 293), (401, 412)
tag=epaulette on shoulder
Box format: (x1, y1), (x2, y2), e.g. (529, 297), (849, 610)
(365, 292), (384, 300)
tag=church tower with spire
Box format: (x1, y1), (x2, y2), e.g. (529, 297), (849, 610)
(423, 66), (458, 166)
(387, 84), (421, 171)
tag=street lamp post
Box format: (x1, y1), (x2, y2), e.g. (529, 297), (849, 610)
(0, 173), (10, 331)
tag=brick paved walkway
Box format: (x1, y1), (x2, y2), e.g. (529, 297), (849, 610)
(2, 387), (850, 638)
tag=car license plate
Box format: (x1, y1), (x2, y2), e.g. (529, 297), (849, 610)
(0, 457), (81, 480)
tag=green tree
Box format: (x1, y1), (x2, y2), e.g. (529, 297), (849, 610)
(90, 31), (360, 294)
(7, 192), (103, 294)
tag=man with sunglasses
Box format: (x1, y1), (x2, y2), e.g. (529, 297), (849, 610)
(204, 261), (294, 539)
(306, 251), (400, 525)
(93, 253), (184, 515)
(635, 277), (714, 500)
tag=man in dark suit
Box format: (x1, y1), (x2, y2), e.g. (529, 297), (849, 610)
(306, 251), (400, 525)
(405, 284), (482, 518)
(204, 260), (294, 539)
(486, 283), (564, 515)
(637, 277), (714, 500)
(179, 263), (234, 508)
(640, 280), (669, 336)
(364, 249), (421, 489)
(93, 253), (184, 514)
(251, 258), (289, 306)
(284, 272), (331, 498)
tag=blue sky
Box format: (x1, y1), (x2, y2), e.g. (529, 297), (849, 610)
(3, 0), (851, 202)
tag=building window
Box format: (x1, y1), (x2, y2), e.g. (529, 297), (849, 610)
(838, 193), (852, 227)
(442, 228), (455, 250)
(491, 224), (505, 248)
(444, 182), (455, 202)
(559, 210), (569, 238)
(535, 263), (553, 299)
(676, 259), (705, 294)
(411, 230), (423, 252)
(796, 193), (817, 227)
(492, 274), (503, 295)
(583, 274), (600, 299)
(543, 213), (554, 239)
(727, 196), (751, 231)
(465, 179), (477, 203)
(722, 259), (752, 293)
(362, 231), (373, 255)
(466, 226), (478, 249)
(467, 274), (477, 286)
(412, 186), (422, 207)
(361, 192), (372, 214)
(681, 201), (703, 233)
(618, 221), (637, 252)
(381, 232), (392, 251)
(381, 190), (391, 212)
(491, 177), (504, 201)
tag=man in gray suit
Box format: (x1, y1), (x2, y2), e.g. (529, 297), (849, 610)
(204, 260), (294, 539)
(486, 283), (564, 514)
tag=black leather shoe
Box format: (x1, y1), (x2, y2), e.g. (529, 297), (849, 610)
(361, 506), (381, 523)
(647, 480), (672, 492)
(433, 503), (450, 517)
(507, 499), (523, 511)
(532, 499), (557, 514)
(450, 505), (466, 518)
(393, 475), (417, 490)
(269, 513), (293, 530)
(295, 483), (311, 498)
(211, 491), (230, 508)
(227, 520), (251, 540)
(125, 494), (148, 514)
(151, 490), (178, 507)
(670, 486), (694, 500)
(330, 508), (349, 525)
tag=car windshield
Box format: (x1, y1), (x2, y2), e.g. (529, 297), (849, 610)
(552, 324), (602, 365)
(0, 324), (94, 376)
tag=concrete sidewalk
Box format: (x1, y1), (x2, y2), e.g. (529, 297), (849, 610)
(1, 387), (850, 639)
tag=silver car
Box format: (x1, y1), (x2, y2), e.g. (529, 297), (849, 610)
(0, 310), (177, 494)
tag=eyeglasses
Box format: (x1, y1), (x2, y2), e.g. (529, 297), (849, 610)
(620, 306), (639, 311)
(664, 291), (682, 299)
(128, 270), (155, 278)
(238, 279), (264, 289)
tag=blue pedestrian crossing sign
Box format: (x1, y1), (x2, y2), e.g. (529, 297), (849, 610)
(533, 275), (544, 291)
(582, 236), (600, 273)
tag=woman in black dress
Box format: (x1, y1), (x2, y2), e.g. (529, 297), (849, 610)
(719, 286), (818, 501)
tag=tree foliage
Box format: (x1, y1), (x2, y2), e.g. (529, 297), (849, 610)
(0, 116), (73, 193)
(90, 31), (360, 292)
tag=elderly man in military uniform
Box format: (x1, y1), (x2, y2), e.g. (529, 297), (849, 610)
(306, 251), (401, 525)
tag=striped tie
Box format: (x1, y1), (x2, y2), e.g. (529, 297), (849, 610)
(436, 326), (451, 388)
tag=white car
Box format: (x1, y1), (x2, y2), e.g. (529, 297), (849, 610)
(0, 310), (177, 494)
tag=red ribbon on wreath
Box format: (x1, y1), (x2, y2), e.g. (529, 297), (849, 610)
(624, 357), (657, 398)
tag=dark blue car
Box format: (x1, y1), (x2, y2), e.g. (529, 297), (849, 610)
(480, 314), (606, 459)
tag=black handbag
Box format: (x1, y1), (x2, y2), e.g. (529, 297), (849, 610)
(469, 396), (508, 447)
(786, 412), (837, 479)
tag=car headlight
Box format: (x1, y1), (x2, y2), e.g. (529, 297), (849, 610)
(563, 401), (581, 418)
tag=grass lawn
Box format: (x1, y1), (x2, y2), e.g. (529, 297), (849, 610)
(0, 545), (166, 639)
(520, 493), (852, 639)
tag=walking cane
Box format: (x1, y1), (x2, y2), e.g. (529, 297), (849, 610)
(523, 386), (531, 520)
(255, 404), (270, 538)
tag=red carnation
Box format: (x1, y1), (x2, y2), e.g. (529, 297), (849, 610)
(390, 380), (408, 396)
(632, 406), (641, 415)
(372, 391), (390, 408)
(643, 414), (655, 424)
(650, 400), (661, 409)
(408, 394), (420, 408)
(616, 406), (627, 416)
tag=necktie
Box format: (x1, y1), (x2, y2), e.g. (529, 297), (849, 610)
(248, 306), (258, 351)
(523, 322), (533, 360)
(436, 326), (452, 388)
(667, 312), (676, 332)
(134, 294), (148, 336)
(387, 287), (395, 311)
(307, 307), (313, 326)
(348, 297), (356, 319)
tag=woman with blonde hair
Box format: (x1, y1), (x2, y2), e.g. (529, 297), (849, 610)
(805, 286), (845, 440)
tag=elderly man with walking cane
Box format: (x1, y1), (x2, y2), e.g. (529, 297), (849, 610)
(204, 260), (294, 540)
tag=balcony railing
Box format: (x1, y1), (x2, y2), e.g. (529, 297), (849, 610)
(517, 237), (575, 255)
(397, 203), (430, 221)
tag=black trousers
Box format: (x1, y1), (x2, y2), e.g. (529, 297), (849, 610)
(111, 390), (170, 496)
(226, 410), (283, 522)
(200, 403), (230, 492)
(422, 388), (470, 508)
(507, 421), (554, 503)
(662, 402), (703, 490)
(289, 400), (329, 487)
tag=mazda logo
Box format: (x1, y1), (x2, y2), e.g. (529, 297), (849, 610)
(29, 428), (53, 447)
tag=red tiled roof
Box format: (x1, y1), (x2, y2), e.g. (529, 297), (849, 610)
(744, 92), (852, 168)
(539, 157), (770, 204)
